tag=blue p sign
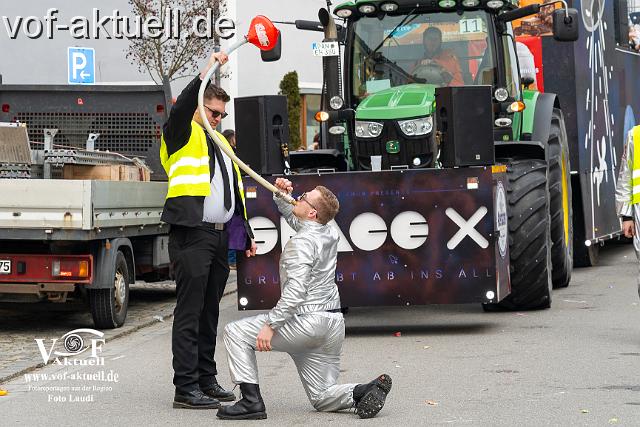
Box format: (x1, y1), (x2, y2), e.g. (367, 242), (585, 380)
(68, 47), (95, 84)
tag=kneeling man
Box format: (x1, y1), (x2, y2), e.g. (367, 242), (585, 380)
(218, 178), (391, 420)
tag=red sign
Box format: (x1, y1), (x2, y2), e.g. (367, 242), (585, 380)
(517, 36), (544, 92)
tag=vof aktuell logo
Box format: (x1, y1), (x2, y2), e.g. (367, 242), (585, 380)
(27, 329), (119, 404)
(35, 328), (105, 366)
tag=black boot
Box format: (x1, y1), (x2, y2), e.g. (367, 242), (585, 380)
(216, 383), (267, 420)
(173, 389), (221, 409)
(353, 374), (392, 419)
(201, 377), (236, 402)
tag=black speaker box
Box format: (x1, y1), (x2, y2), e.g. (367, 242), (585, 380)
(234, 95), (289, 175)
(435, 86), (494, 167)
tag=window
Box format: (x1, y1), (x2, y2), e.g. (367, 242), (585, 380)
(502, 26), (521, 99)
(615, 0), (640, 52)
(300, 94), (321, 149)
(351, 10), (495, 103)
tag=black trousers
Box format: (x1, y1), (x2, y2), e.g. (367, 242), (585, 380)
(169, 225), (229, 393)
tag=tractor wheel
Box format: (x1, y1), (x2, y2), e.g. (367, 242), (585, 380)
(548, 109), (573, 288)
(485, 158), (553, 311)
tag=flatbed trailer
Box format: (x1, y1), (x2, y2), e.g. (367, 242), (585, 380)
(0, 82), (171, 328)
(0, 180), (167, 240)
(0, 179), (170, 328)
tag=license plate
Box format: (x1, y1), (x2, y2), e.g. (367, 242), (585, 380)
(312, 41), (339, 57)
(0, 260), (10, 274)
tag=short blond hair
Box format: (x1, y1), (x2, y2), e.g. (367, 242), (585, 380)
(313, 186), (340, 225)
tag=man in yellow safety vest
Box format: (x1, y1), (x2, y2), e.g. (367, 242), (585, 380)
(160, 51), (257, 410)
(615, 125), (640, 298)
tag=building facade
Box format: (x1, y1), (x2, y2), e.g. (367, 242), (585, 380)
(0, 0), (327, 147)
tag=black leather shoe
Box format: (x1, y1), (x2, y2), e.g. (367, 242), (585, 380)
(173, 389), (221, 409)
(201, 381), (236, 402)
(353, 374), (392, 419)
(217, 383), (267, 420)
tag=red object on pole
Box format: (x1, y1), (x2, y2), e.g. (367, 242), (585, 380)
(246, 15), (280, 51)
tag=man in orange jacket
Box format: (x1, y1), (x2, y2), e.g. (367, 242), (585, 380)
(413, 26), (463, 86)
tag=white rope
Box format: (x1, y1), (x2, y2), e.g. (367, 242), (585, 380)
(197, 37), (296, 205)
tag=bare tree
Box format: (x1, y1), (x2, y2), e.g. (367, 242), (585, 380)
(125, 0), (228, 84)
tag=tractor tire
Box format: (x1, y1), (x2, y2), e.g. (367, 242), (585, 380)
(90, 251), (130, 329)
(548, 109), (573, 288)
(487, 158), (553, 310)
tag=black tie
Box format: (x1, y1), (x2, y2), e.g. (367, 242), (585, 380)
(211, 138), (232, 212)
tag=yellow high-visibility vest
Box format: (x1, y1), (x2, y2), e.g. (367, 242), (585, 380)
(160, 121), (247, 218)
(633, 126), (640, 205)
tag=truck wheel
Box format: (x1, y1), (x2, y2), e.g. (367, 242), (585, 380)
(487, 158), (552, 310)
(90, 251), (130, 329)
(548, 109), (573, 288)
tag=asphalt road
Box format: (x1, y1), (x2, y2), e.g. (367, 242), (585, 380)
(1, 243), (639, 426)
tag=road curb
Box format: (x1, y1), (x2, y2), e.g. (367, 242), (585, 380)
(0, 286), (238, 385)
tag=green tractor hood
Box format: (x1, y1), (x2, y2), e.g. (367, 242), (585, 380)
(355, 84), (436, 121)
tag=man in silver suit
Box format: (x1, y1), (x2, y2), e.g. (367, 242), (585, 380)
(217, 178), (392, 420)
(616, 126), (640, 297)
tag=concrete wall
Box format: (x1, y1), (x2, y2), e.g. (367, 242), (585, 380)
(0, 1), (137, 85)
(0, 0), (328, 128)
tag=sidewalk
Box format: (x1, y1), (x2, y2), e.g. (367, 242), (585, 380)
(0, 273), (237, 383)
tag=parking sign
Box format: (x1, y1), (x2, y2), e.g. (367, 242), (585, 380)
(67, 47), (95, 84)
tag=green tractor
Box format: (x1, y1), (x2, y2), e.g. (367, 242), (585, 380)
(314, 0), (579, 309)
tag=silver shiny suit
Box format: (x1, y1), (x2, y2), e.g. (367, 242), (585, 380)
(223, 195), (357, 411)
(615, 129), (640, 296)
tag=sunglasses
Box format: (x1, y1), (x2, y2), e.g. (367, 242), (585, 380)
(297, 192), (318, 212)
(204, 105), (228, 119)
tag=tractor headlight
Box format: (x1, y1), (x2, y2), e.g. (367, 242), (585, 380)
(398, 117), (433, 136)
(486, 0), (505, 9)
(494, 87), (509, 102)
(335, 8), (353, 18)
(329, 125), (346, 135)
(358, 4), (376, 14)
(355, 120), (383, 138)
(438, 0), (456, 8)
(380, 2), (399, 12)
(329, 96), (344, 110)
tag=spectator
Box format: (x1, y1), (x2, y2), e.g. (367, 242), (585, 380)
(223, 129), (236, 149)
(615, 126), (640, 298)
(311, 132), (320, 150)
(222, 129), (240, 270)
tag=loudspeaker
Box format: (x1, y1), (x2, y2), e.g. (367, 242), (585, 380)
(234, 95), (289, 175)
(435, 86), (494, 167)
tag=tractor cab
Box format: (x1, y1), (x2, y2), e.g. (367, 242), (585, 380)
(332, 0), (576, 170)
